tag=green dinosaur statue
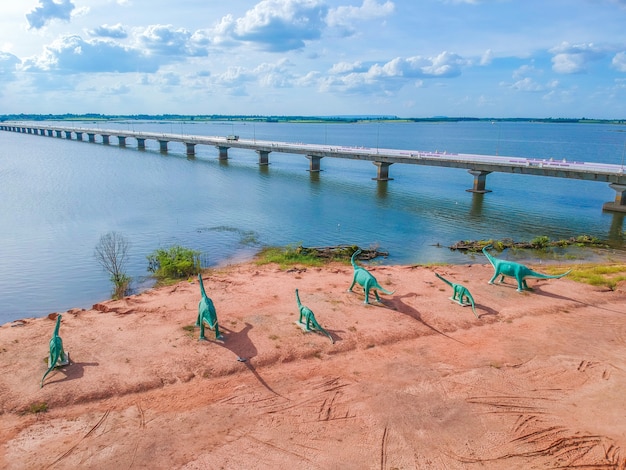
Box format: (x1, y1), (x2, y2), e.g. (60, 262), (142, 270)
(482, 244), (571, 292)
(196, 274), (222, 340)
(295, 289), (334, 343)
(435, 273), (479, 318)
(348, 249), (395, 304)
(41, 314), (69, 388)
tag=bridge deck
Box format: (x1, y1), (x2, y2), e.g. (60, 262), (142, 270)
(3, 124), (626, 211)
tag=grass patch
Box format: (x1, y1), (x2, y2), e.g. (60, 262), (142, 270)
(254, 243), (388, 269)
(26, 402), (48, 414)
(542, 263), (626, 290)
(255, 245), (329, 268)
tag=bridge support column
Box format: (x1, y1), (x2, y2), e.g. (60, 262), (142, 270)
(158, 140), (168, 152)
(602, 183), (626, 213)
(55, 130), (62, 138)
(217, 146), (229, 160)
(137, 138), (146, 150)
(185, 142), (196, 156)
(372, 161), (394, 181)
(257, 150), (270, 166)
(466, 170), (492, 193)
(306, 155), (323, 172)
(75, 132), (83, 141)
(64, 131), (72, 139)
(47, 129), (53, 137)
(87, 133), (96, 143)
(117, 136), (126, 146)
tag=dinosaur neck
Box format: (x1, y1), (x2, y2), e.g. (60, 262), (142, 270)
(53, 315), (61, 336)
(482, 248), (497, 265)
(295, 289), (302, 307)
(198, 275), (208, 298)
(350, 251), (360, 268)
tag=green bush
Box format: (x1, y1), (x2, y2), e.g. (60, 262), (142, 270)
(147, 245), (202, 279)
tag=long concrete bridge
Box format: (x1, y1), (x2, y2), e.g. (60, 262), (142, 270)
(3, 123), (626, 212)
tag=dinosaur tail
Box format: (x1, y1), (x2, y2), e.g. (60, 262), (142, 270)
(41, 341), (61, 388)
(529, 269), (571, 279)
(319, 326), (335, 344)
(435, 273), (453, 287)
(375, 284), (395, 295)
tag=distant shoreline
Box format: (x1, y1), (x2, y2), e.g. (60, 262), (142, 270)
(2, 114), (626, 126)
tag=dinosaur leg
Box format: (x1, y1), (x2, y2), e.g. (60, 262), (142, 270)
(363, 284), (370, 304)
(199, 320), (207, 341)
(348, 277), (357, 292)
(373, 289), (381, 302)
(488, 272), (499, 284)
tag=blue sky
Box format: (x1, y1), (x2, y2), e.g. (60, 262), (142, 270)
(1, 0), (626, 118)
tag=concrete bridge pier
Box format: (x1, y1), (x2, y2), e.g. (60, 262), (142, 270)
(217, 146), (229, 160)
(158, 140), (168, 152)
(64, 131), (72, 139)
(602, 183), (626, 213)
(137, 138), (146, 150)
(185, 142), (196, 156)
(55, 130), (62, 138)
(102, 135), (110, 145)
(466, 170), (493, 193)
(306, 155), (323, 172)
(87, 133), (96, 143)
(257, 150), (270, 166)
(372, 161), (394, 181)
(47, 129), (54, 137)
(117, 136), (126, 147)
(75, 132), (83, 141)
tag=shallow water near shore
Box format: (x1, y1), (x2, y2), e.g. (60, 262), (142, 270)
(1, 120), (625, 322)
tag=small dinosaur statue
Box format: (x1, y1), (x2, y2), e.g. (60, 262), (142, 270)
(196, 274), (222, 340)
(482, 244), (571, 292)
(435, 273), (479, 318)
(295, 289), (334, 343)
(348, 249), (395, 304)
(41, 314), (69, 388)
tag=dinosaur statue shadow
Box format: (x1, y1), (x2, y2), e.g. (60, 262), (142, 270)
(388, 293), (465, 344)
(212, 323), (286, 399)
(43, 361), (100, 386)
(527, 284), (625, 314)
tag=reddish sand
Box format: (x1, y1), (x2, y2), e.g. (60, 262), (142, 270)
(1, 261), (625, 469)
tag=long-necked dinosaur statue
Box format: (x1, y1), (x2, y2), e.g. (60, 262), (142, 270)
(41, 314), (69, 388)
(482, 244), (571, 292)
(348, 249), (395, 304)
(196, 274), (222, 340)
(435, 273), (479, 318)
(295, 289), (334, 343)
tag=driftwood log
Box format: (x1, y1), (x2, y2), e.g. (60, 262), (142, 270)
(449, 235), (608, 252)
(295, 244), (388, 260)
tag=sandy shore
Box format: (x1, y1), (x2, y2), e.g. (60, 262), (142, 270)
(1, 260), (625, 469)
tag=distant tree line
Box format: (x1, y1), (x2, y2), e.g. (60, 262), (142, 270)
(1, 113), (624, 125)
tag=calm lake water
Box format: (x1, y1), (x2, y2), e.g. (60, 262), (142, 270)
(1, 120), (625, 323)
